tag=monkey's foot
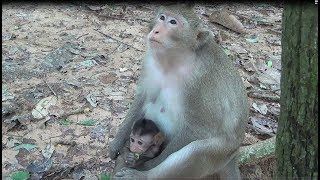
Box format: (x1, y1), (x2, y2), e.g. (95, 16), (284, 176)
(114, 167), (147, 179)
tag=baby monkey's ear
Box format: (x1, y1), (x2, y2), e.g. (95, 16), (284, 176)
(153, 132), (165, 146)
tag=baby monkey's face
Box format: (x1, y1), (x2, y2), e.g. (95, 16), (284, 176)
(129, 133), (154, 153)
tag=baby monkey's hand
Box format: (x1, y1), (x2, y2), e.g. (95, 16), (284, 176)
(125, 152), (140, 167)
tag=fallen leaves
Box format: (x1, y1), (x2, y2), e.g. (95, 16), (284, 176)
(14, 144), (38, 151)
(208, 10), (246, 34)
(2, 2), (283, 179)
(26, 158), (53, 173)
(42, 143), (55, 159)
(246, 37), (259, 43)
(78, 120), (97, 126)
(31, 95), (58, 119)
(11, 170), (30, 180)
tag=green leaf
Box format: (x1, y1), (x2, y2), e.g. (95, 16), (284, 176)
(100, 173), (111, 180)
(223, 49), (231, 56)
(246, 37), (259, 43)
(14, 144), (37, 151)
(267, 60), (273, 67)
(60, 118), (72, 125)
(78, 120), (96, 126)
(11, 170), (30, 180)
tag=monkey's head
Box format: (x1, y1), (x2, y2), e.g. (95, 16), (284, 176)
(147, 3), (210, 51)
(129, 119), (164, 154)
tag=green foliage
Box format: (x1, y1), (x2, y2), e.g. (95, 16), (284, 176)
(246, 37), (259, 43)
(100, 173), (111, 180)
(14, 144), (37, 151)
(11, 170), (30, 180)
(223, 48), (231, 56)
(266, 59), (273, 67)
(60, 118), (72, 125)
(78, 120), (97, 126)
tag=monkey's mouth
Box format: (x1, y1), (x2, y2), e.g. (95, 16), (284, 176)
(149, 38), (161, 45)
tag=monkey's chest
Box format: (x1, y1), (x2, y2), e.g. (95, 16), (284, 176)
(142, 88), (183, 140)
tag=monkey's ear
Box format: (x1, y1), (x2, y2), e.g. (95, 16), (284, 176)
(196, 30), (210, 48)
(154, 132), (165, 145)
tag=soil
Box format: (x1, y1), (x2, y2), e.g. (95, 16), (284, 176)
(2, 2), (282, 179)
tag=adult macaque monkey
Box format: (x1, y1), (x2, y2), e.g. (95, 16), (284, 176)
(109, 3), (249, 179)
(112, 118), (165, 175)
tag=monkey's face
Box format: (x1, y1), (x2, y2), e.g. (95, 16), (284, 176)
(129, 133), (154, 153)
(147, 12), (189, 50)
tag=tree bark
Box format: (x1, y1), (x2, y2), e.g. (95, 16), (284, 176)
(275, 1), (318, 179)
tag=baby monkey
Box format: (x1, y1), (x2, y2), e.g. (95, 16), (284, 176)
(114, 118), (165, 170)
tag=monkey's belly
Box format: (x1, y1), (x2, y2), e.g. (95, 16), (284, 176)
(142, 89), (182, 140)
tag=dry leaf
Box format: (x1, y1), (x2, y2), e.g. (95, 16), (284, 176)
(252, 102), (268, 115)
(208, 10), (246, 34)
(98, 73), (118, 84)
(31, 96), (58, 119)
(42, 143), (55, 159)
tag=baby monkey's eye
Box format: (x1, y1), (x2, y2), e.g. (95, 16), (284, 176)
(130, 138), (134, 142)
(169, 19), (177, 24)
(138, 141), (143, 145)
(160, 15), (165, 20)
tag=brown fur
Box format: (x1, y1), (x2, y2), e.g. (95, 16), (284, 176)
(109, 3), (248, 179)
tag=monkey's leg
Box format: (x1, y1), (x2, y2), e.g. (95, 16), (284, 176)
(149, 138), (239, 178)
(214, 156), (241, 179)
(114, 137), (240, 179)
(147, 138), (235, 178)
(140, 133), (194, 171)
(112, 155), (126, 177)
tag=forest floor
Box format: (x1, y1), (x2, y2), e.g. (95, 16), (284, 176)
(2, 2), (283, 179)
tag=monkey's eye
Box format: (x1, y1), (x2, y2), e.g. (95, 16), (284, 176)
(130, 138), (134, 142)
(160, 15), (165, 20)
(138, 141), (143, 145)
(169, 19), (177, 25)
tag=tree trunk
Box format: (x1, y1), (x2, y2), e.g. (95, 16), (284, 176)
(275, 1), (318, 179)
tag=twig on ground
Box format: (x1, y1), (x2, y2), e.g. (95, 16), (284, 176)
(44, 81), (57, 97)
(247, 91), (280, 103)
(93, 29), (144, 52)
(238, 136), (276, 164)
(267, 28), (282, 35)
(76, 33), (89, 40)
(61, 106), (91, 119)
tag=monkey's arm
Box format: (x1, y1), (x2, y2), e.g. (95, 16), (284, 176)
(115, 137), (239, 179)
(125, 152), (152, 168)
(109, 90), (146, 160)
(140, 133), (191, 170)
(112, 142), (131, 176)
(148, 137), (239, 178)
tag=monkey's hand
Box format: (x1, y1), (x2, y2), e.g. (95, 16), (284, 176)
(114, 167), (147, 179)
(125, 152), (140, 167)
(108, 141), (122, 160)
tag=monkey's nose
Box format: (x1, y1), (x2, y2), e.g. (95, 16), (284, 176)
(154, 31), (159, 34)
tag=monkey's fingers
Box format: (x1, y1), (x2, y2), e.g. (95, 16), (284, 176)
(125, 157), (136, 166)
(126, 153), (135, 159)
(109, 151), (120, 160)
(108, 146), (121, 160)
(127, 152), (140, 159)
(126, 155), (135, 161)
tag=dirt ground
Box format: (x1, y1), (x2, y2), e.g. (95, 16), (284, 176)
(2, 2), (283, 179)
